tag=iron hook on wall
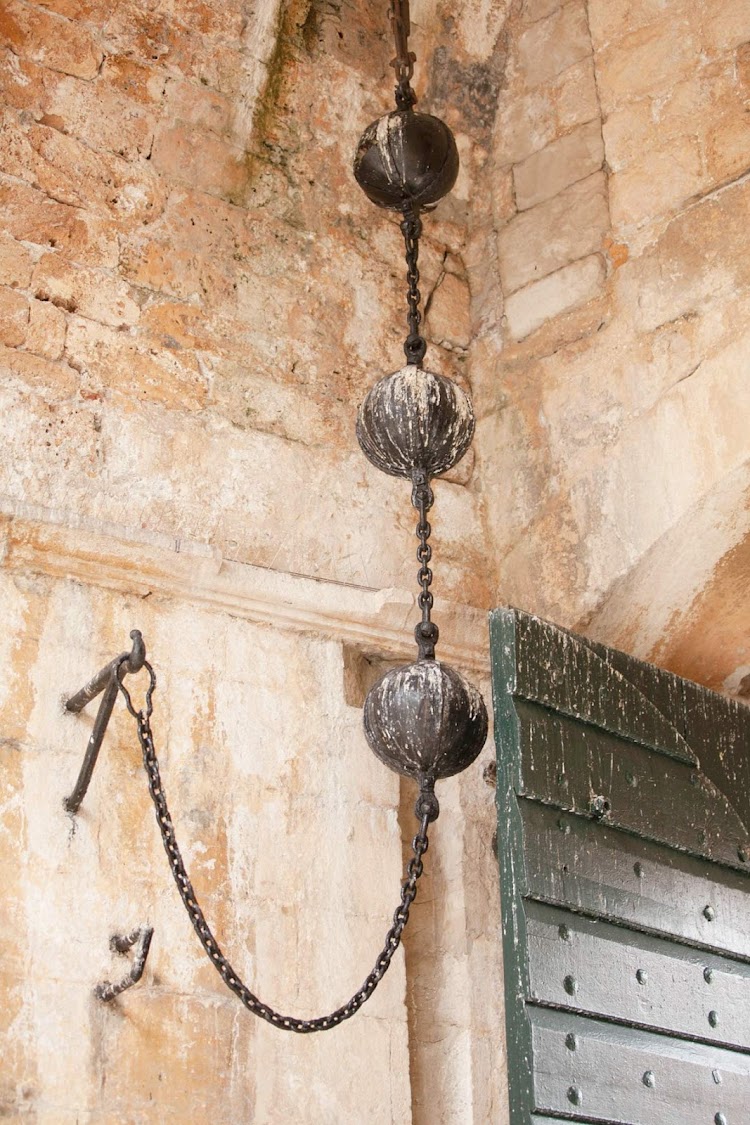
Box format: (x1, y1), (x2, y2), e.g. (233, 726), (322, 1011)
(63, 629), (146, 816)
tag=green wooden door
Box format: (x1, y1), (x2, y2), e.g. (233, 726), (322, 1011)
(490, 608), (750, 1125)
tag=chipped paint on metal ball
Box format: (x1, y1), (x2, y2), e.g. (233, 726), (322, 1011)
(362, 659), (488, 781)
(357, 365), (475, 479)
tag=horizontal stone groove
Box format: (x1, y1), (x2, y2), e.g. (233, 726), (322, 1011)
(0, 497), (489, 674)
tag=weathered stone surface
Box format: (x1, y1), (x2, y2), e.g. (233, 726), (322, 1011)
(0, 232), (34, 289)
(25, 297), (67, 360)
(494, 57), (600, 164)
(498, 172), (609, 292)
(0, 0), (104, 79)
(0, 286), (29, 347)
(595, 12), (700, 111)
(33, 254), (141, 328)
(513, 118), (604, 210)
(516, 1), (592, 90)
(505, 253), (605, 339)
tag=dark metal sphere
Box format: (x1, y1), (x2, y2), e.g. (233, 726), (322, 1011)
(363, 660), (488, 781)
(353, 111), (459, 211)
(356, 365), (475, 479)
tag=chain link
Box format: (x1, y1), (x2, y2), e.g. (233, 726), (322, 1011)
(400, 208), (426, 367)
(411, 472), (439, 659)
(389, 0), (417, 109)
(117, 661), (432, 1033)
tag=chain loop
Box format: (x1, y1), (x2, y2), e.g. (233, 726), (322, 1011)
(117, 664), (433, 1033)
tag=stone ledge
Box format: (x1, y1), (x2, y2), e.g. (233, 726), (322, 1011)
(0, 497), (490, 675)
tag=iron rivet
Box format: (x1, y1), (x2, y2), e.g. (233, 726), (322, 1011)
(715, 1113), (727, 1125)
(642, 1071), (655, 1088)
(704, 967), (714, 983)
(567, 1085), (582, 1106)
(565, 1032), (578, 1051)
(738, 847), (748, 864)
(636, 969), (648, 985)
(704, 905), (716, 921)
(709, 1010), (719, 1028)
(589, 794), (611, 819)
(563, 974), (577, 996)
(634, 862), (644, 878)
(690, 772), (700, 786)
(712, 1069), (722, 1085)
(559, 924), (571, 941)
(558, 818), (571, 834)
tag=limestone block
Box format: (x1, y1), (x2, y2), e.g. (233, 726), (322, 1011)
(516, 1), (592, 90)
(25, 297), (67, 361)
(0, 342), (79, 400)
(100, 53), (168, 105)
(494, 57), (600, 164)
(33, 254), (141, 328)
(0, 0), (104, 79)
(614, 178), (750, 332)
(0, 178), (119, 268)
(64, 316), (207, 410)
(588, 0), (674, 51)
(608, 137), (703, 229)
(0, 232), (34, 289)
(505, 254), (605, 339)
(698, 0), (750, 54)
(498, 172), (609, 293)
(163, 76), (233, 136)
(595, 13), (700, 112)
(424, 271), (472, 350)
(0, 285), (29, 347)
(521, 0), (562, 25)
(513, 119), (604, 210)
(151, 123), (249, 202)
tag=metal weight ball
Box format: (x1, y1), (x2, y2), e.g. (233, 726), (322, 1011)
(363, 660), (488, 781)
(353, 111), (459, 211)
(356, 365), (475, 479)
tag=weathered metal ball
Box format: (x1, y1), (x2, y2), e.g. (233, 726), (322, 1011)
(356, 365), (475, 479)
(353, 111), (459, 211)
(363, 660), (488, 781)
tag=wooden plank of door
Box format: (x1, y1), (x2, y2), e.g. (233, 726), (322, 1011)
(512, 612), (695, 765)
(521, 799), (750, 960)
(531, 1007), (750, 1124)
(514, 700), (749, 871)
(525, 901), (750, 1052)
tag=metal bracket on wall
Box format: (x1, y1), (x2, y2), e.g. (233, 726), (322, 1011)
(95, 926), (154, 1002)
(63, 629), (146, 815)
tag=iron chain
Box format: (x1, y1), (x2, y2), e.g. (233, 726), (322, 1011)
(411, 472), (439, 659)
(389, 0), (417, 109)
(117, 660), (432, 1034)
(401, 208), (426, 366)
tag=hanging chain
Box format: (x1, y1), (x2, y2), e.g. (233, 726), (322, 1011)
(389, 0), (417, 109)
(412, 471), (439, 659)
(401, 207), (427, 366)
(116, 659), (435, 1033)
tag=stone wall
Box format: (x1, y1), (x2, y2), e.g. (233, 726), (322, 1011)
(0, 0), (748, 1121)
(471, 0), (750, 697)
